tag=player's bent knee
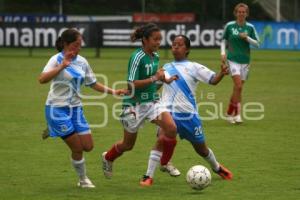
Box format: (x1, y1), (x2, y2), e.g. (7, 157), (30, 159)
(83, 144), (94, 152)
(161, 121), (177, 134)
(165, 125), (177, 137)
(160, 134), (177, 144)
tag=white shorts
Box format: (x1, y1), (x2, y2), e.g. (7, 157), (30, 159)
(228, 60), (250, 81)
(120, 101), (168, 133)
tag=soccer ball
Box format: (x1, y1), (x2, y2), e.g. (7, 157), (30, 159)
(186, 165), (211, 190)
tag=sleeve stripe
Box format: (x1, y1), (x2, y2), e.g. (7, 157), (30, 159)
(247, 22), (260, 42)
(128, 51), (145, 81)
(129, 51), (144, 80)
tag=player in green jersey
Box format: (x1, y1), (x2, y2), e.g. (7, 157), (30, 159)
(101, 23), (178, 186)
(221, 3), (260, 124)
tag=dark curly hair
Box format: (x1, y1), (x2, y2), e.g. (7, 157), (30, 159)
(55, 28), (81, 52)
(130, 23), (160, 42)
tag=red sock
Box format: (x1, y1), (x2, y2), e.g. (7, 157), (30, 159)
(227, 101), (237, 116)
(105, 144), (123, 162)
(160, 135), (177, 165)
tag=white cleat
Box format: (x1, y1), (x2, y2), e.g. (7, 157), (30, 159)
(160, 162), (181, 177)
(234, 114), (243, 124)
(226, 115), (236, 124)
(102, 152), (113, 179)
(77, 177), (95, 188)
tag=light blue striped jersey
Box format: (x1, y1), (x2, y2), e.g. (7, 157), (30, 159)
(42, 52), (97, 107)
(161, 60), (215, 114)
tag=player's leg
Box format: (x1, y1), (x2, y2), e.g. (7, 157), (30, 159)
(191, 142), (233, 180)
(102, 129), (138, 179)
(227, 75), (243, 123)
(102, 106), (142, 178)
(231, 75), (243, 102)
(157, 128), (181, 177)
(233, 63), (250, 123)
(69, 106), (95, 188)
(72, 106), (94, 152)
(45, 106), (94, 187)
(227, 61), (243, 123)
(64, 133), (95, 188)
(191, 142), (218, 170)
(174, 113), (219, 172)
(140, 109), (177, 186)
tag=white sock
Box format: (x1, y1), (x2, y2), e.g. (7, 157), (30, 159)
(71, 158), (86, 180)
(204, 148), (220, 172)
(145, 150), (162, 178)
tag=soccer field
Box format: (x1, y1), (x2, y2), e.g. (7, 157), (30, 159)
(0, 48), (299, 200)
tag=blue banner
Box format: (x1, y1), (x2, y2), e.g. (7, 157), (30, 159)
(0, 14), (66, 23)
(251, 21), (300, 50)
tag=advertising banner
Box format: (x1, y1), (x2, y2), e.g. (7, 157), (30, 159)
(0, 21), (299, 50)
(133, 13), (195, 23)
(101, 23), (224, 48)
(0, 14), (66, 23)
(0, 23), (99, 47)
(251, 21), (300, 50)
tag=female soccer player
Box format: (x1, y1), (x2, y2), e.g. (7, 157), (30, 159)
(39, 28), (127, 188)
(221, 3), (260, 123)
(143, 35), (233, 185)
(101, 23), (178, 186)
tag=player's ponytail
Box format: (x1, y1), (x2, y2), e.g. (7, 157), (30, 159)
(55, 36), (63, 52)
(130, 23), (160, 43)
(130, 26), (144, 42)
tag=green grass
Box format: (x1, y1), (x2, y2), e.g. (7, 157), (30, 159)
(0, 48), (299, 200)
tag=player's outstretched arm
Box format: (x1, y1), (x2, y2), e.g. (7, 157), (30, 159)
(220, 39), (227, 64)
(210, 63), (229, 85)
(91, 82), (128, 96)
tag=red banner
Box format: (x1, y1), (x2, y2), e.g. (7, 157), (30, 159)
(133, 13), (195, 23)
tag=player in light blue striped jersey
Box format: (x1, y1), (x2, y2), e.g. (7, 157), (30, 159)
(39, 28), (127, 188)
(144, 35), (233, 183)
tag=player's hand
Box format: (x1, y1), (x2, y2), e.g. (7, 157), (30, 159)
(114, 89), (130, 96)
(154, 68), (165, 81)
(221, 54), (227, 64)
(220, 63), (229, 75)
(163, 75), (179, 84)
(239, 32), (248, 40)
(61, 50), (76, 68)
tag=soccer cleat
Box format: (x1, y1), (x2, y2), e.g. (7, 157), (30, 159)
(102, 152), (113, 179)
(77, 177), (95, 188)
(214, 164), (233, 180)
(42, 128), (49, 140)
(160, 162), (181, 177)
(226, 115), (236, 124)
(139, 175), (153, 187)
(234, 114), (243, 124)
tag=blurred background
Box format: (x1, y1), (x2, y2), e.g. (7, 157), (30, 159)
(0, 2), (300, 200)
(0, 0), (300, 57)
(1, 0), (300, 22)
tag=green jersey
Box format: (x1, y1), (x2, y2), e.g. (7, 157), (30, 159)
(123, 48), (160, 106)
(223, 21), (259, 64)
